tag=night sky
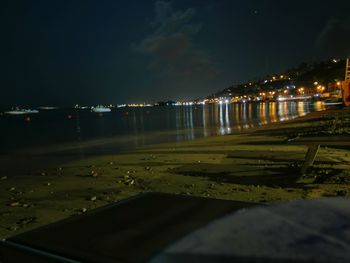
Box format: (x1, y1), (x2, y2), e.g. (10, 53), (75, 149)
(1, 0), (350, 106)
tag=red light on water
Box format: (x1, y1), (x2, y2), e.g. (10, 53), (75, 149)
(67, 114), (72, 119)
(25, 117), (31, 122)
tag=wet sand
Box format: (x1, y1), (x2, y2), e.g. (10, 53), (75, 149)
(0, 108), (350, 238)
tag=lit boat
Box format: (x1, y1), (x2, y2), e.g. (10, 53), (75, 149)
(4, 108), (39, 115)
(38, 106), (58, 110)
(91, 105), (111, 113)
(74, 104), (89, 109)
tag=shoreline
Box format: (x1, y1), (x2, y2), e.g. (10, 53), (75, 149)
(0, 108), (323, 178)
(0, 108), (349, 238)
(0, 105), (326, 176)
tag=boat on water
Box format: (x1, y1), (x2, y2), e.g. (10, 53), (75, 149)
(91, 105), (111, 113)
(38, 106), (58, 110)
(4, 108), (39, 115)
(74, 104), (89, 110)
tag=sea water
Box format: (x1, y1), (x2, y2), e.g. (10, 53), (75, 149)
(0, 101), (325, 155)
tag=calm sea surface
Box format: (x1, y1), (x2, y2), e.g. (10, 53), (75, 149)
(0, 101), (325, 155)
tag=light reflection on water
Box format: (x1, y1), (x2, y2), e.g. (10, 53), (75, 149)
(169, 101), (325, 138)
(0, 101), (326, 153)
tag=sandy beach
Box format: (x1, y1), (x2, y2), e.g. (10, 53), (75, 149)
(1, 108), (350, 239)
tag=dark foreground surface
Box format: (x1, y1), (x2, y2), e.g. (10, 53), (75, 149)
(2, 193), (350, 263)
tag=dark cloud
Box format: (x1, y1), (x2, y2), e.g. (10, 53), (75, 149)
(132, 1), (218, 99)
(316, 17), (350, 58)
(153, 0), (173, 25)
